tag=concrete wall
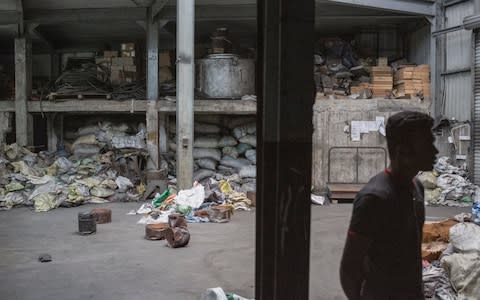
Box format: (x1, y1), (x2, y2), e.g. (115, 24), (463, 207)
(312, 99), (430, 189)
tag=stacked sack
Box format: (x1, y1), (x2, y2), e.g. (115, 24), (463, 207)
(168, 117), (256, 193)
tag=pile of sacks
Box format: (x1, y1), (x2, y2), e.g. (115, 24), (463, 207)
(422, 216), (480, 299)
(0, 143), (146, 212)
(130, 178), (252, 225)
(418, 156), (480, 207)
(168, 118), (256, 193)
(64, 121), (147, 158)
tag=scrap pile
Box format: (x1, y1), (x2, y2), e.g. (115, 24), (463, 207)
(168, 117), (257, 193)
(0, 139), (147, 212)
(422, 215), (480, 299)
(418, 156), (480, 207)
(48, 60), (111, 99)
(313, 38), (430, 100)
(130, 179), (252, 226)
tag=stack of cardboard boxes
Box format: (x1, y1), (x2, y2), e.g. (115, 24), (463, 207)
(95, 43), (137, 86)
(394, 64), (430, 98)
(159, 51), (173, 83)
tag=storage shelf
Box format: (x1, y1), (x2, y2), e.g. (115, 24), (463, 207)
(0, 99), (257, 114)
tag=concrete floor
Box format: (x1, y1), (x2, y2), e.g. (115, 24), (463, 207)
(0, 203), (470, 300)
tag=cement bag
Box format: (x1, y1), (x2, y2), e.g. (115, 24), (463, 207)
(72, 134), (98, 149)
(233, 126), (248, 140)
(1, 192), (28, 210)
(225, 117), (256, 129)
(73, 144), (100, 158)
(77, 125), (99, 136)
(52, 157), (73, 175)
(218, 136), (238, 147)
(418, 172), (437, 189)
(239, 135), (256, 147)
(239, 165), (256, 178)
(196, 158), (217, 171)
(217, 165), (236, 176)
(194, 136), (219, 148)
(424, 188), (442, 205)
(90, 186), (115, 198)
(111, 134), (146, 149)
(194, 169), (215, 182)
(441, 252), (480, 300)
(222, 147), (239, 159)
(245, 149), (256, 164)
(449, 222), (480, 252)
(193, 148), (222, 161)
(220, 156), (252, 170)
(195, 122), (221, 134)
(236, 143), (253, 155)
(116, 176), (133, 192)
(100, 121), (129, 132)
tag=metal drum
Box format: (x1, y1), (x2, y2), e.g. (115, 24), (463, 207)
(197, 54), (255, 99)
(78, 212), (96, 235)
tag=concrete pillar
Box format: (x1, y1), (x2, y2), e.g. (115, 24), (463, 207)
(14, 37), (32, 147)
(46, 114), (58, 152)
(146, 6), (159, 170)
(176, 0), (195, 189)
(159, 113), (168, 154)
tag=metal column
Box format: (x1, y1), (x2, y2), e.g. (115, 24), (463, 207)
(14, 37), (32, 147)
(176, 0), (195, 189)
(146, 6), (159, 171)
(473, 0), (480, 184)
(256, 0), (314, 299)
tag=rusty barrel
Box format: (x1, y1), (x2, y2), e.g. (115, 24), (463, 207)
(145, 223), (169, 240)
(78, 212), (96, 235)
(91, 208), (112, 224)
(165, 227), (190, 248)
(168, 213), (188, 228)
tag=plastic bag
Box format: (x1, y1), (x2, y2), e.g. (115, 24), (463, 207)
(153, 189), (171, 207)
(239, 166), (256, 178)
(196, 158), (217, 171)
(194, 136), (219, 148)
(473, 203), (480, 224)
(239, 135), (256, 147)
(90, 186), (115, 198)
(193, 148), (222, 161)
(245, 149), (256, 164)
(218, 136), (238, 147)
(175, 183), (205, 209)
(418, 172), (437, 189)
(34, 193), (57, 212)
(116, 176), (134, 192)
(222, 146), (239, 159)
(449, 222), (480, 252)
(111, 134), (146, 149)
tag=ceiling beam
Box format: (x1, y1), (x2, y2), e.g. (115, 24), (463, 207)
(24, 8), (147, 24)
(321, 0), (435, 16)
(156, 4), (257, 21)
(152, 0), (169, 22)
(26, 23), (54, 51)
(16, 0), (23, 35)
(0, 11), (21, 25)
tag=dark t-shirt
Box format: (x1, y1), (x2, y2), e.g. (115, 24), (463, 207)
(348, 170), (425, 299)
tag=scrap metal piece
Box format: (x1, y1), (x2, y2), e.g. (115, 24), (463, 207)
(91, 208), (112, 224)
(145, 223), (169, 240)
(78, 211), (96, 235)
(165, 227), (190, 248)
(168, 213), (188, 228)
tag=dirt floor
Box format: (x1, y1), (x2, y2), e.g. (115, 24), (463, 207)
(0, 203), (470, 300)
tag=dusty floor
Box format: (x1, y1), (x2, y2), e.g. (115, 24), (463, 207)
(0, 203), (470, 300)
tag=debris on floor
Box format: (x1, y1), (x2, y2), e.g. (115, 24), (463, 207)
(38, 254), (52, 263)
(0, 141), (146, 212)
(418, 156), (480, 207)
(422, 214), (480, 299)
(132, 180), (253, 226)
(201, 287), (253, 300)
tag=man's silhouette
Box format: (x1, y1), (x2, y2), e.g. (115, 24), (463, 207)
(340, 111), (438, 300)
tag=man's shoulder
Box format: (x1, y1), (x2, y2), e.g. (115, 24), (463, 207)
(356, 171), (391, 201)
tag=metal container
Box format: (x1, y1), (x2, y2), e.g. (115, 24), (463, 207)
(91, 208), (112, 224)
(78, 212), (96, 235)
(197, 54), (255, 98)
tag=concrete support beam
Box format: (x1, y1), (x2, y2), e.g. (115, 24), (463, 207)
(14, 37), (32, 147)
(322, 0), (435, 16)
(146, 6), (159, 171)
(152, 0), (169, 22)
(24, 8), (147, 24)
(159, 113), (168, 154)
(176, 0), (195, 189)
(256, 0), (314, 298)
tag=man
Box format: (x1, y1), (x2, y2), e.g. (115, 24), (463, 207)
(340, 111), (438, 300)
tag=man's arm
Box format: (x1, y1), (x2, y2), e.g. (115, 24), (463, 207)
(340, 231), (371, 300)
(340, 195), (380, 300)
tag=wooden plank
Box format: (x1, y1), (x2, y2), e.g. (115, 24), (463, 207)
(25, 100), (257, 114)
(327, 183), (364, 192)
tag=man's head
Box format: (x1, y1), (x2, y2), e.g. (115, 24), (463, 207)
(386, 111), (438, 175)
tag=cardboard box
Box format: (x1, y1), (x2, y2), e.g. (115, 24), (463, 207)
(124, 65), (137, 72)
(159, 67), (173, 83)
(377, 57), (388, 67)
(121, 50), (135, 57)
(121, 43), (135, 51)
(111, 57), (134, 66)
(103, 50), (118, 58)
(159, 52), (171, 67)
